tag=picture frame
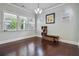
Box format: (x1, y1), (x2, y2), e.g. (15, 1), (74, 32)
(46, 13), (55, 24)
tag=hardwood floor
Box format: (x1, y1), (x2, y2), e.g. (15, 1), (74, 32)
(0, 36), (79, 56)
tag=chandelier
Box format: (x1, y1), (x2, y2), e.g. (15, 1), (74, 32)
(34, 3), (42, 14)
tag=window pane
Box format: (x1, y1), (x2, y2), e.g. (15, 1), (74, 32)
(4, 13), (17, 31)
(0, 12), (1, 30)
(19, 16), (28, 30)
(28, 18), (35, 30)
(19, 16), (35, 30)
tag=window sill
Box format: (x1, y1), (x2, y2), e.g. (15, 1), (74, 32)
(3, 29), (35, 32)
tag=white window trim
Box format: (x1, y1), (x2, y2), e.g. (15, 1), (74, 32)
(3, 12), (17, 31)
(2, 12), (35, 32)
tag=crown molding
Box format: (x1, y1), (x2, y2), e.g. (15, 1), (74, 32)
(7, 3), (33, 14)
(8, 3), (65, 15)
(43, 3), (65, 12)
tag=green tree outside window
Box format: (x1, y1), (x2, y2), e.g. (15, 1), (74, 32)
(10, 18), (17, 29)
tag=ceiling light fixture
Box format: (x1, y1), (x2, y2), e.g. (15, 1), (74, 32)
(34, 3), (42, 14)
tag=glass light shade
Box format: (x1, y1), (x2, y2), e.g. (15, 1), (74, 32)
(34, 8), (42, 14)
(39, 9), (42, 14)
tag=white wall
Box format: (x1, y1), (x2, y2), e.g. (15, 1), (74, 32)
(37, 3), (78, 45)
(76, 4), (79, 46)
(0, 3), (35, 44)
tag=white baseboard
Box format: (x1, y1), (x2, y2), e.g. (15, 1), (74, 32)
(0, 35), (36, 45)
(78, 43), (79, 48)
(59, 39), (78, 46)
(0, 35), (78, 47)
(36, 35), (42, 37)
(37, 35), (78, 46)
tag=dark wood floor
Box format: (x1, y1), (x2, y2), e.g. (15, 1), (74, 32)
(0, 36), (79, 56)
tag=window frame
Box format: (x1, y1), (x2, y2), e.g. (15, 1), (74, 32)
(2, 12), (35, 32)
(18, 16), (35, 31)
(3, 12), (18, 31)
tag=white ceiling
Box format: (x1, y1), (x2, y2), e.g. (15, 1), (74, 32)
(12, 3), (61, 14)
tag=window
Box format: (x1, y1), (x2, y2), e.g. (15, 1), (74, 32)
(4, 12), (17, 31)
(0, 23), (1, 30)
(29, 18), (35, 30)
(3, 12), (35, 31)
(19, 16), (35, 30)
(19, 16), (28, 30)
(0, 12), (1, 30)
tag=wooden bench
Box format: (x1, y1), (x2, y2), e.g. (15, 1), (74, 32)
(41, 26), (59, 43)
(42, 35), (59, 42)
